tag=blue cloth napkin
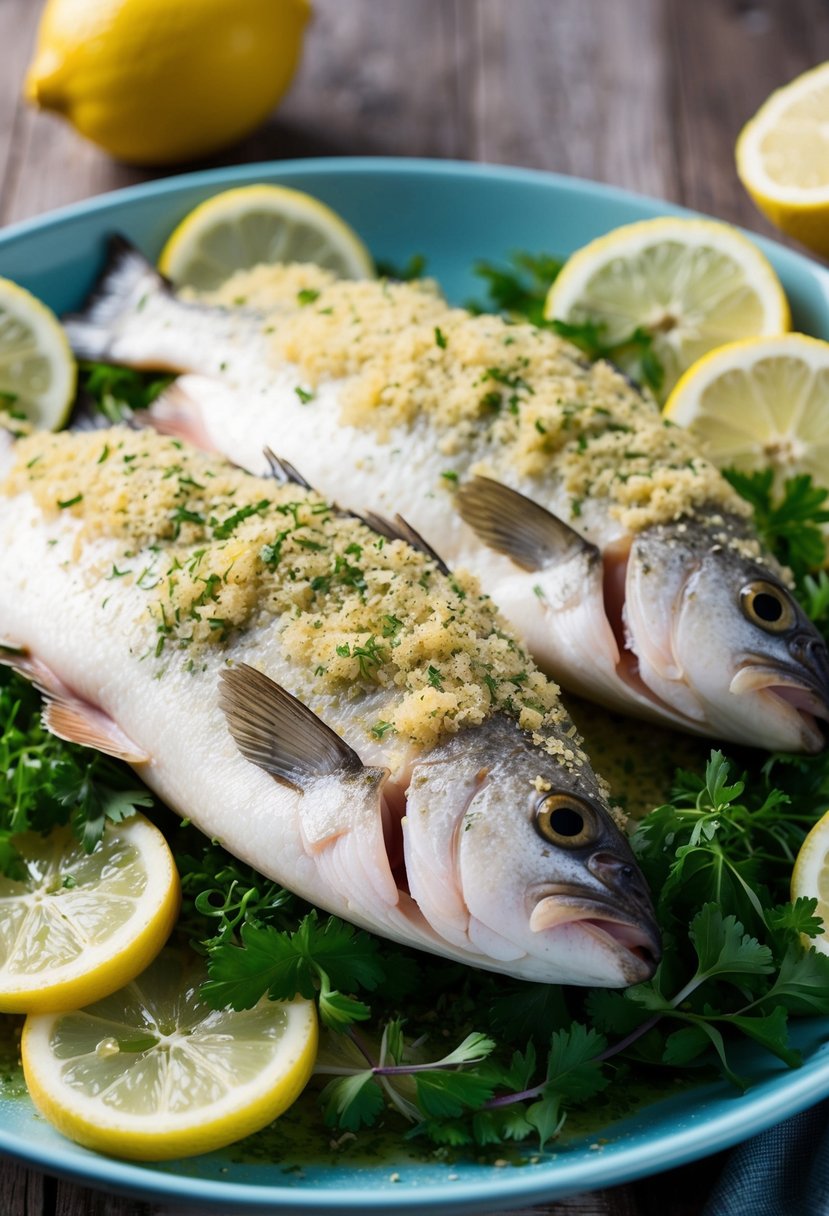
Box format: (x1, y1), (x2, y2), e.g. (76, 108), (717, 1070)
(704, 1101), (829, 1216)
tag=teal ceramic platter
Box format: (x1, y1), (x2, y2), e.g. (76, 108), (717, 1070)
(1, 158), (829, 1214)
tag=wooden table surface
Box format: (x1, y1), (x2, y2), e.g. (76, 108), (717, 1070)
(2, 0), (829, 1212)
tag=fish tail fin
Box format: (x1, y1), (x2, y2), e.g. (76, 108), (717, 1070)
(63, 234), (169, 362)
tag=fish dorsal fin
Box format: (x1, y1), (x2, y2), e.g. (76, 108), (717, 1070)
(358, 511), (451, 575)
(263, 448), (314, 490)
(456, 476), (599, 572)
(0, 645), (150, 764)
(219, 664), (365, 792)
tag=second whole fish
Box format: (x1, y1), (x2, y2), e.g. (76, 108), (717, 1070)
(64, 241), (829, 753)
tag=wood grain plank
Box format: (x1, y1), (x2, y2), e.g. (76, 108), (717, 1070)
(669, 0), (829, 240)
(471, 0), (679, 200)
(0, 1157), (46, 1216)
(267, 0), (465, 160)
(0, 0), (49, 219)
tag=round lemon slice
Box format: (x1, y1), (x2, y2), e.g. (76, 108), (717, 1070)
(545, 217), (790, 401)
(663, 333), (829, 487)
(791, 809), (829, 954)
(158, 184), (375, 291)
(0, 815), (180, 1014)
(0, 278), (76, 431)
(736, 63), (829, 256)
(22, 950), (318, 1160)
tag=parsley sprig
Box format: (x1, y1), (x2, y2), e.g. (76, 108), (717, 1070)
(723, 468), (829, 585)
(77, 362), (174, 424)
(0, 666), (153, 873)
(468, 251), (665, 393)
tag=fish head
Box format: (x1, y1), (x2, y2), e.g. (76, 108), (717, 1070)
(403, 717), (661, 987)
(627, 518), (829, 752)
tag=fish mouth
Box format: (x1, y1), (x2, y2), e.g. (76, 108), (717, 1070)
(730, 662), (829, 753)
(529, 892), (661, 984)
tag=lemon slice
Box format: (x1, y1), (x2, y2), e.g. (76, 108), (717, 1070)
(158, 184), (375, 291)
(22, 950), (318, 1160)
(0, 815), (180, 1014)
(663, 333), (829, 487)
(791, 809), (829, 953)
(736, 63), (829, 256)
(545, 217), (790, 401)
(0, 278), (76, 431)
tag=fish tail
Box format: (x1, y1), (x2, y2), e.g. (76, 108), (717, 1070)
(63, 234), (169, 362)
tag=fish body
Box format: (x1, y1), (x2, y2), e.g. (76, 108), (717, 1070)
(64, 243), (829, 752)
(0, 427), (659, 986)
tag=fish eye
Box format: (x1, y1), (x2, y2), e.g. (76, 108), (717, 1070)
(535, 794), (598, 848)
(740, 580), (796, 634)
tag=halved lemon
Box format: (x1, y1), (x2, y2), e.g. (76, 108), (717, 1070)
(0, 278), (76, 431)
(545, 217), (790, 401)
(22, 950), (317, 1160)
(663, 333), (829, 487)
(158, 184), (375, 291)
(736, 62), (829, 256)
(791, 809), (829, 953)
(0, 815), (179, 1013)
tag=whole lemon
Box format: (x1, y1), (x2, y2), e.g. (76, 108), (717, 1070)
(25, 0), (311, 165)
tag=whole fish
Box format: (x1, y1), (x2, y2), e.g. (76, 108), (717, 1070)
(0, 426), (660, 987)
(64, 240), (829, 753)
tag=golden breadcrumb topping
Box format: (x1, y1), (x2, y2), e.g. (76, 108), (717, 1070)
(206, 265), (750, 534)
(7, 427), (586, 758)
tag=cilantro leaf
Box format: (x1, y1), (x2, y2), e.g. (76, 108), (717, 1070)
(756, 943), (829, 1015)
(689, 905), (774, 982)
(768, 898), (825, 940)
(321, 1072), (385, 1131)
(525, 1094), (566, 1149)
(202, 910), (385, 1022)
(202, 921), (304, 1009)
(414, 1070), (496, 1118)
(545, 1024), (608, 1102)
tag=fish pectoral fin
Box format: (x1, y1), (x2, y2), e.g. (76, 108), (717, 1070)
(219, 663), (367, 791)
(456, 476), (599, 572)
(42, 700), (150, 764)
(358, 511), (450, 575)
(263, 448), (314, 491)
(0, 645), (150, 763)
